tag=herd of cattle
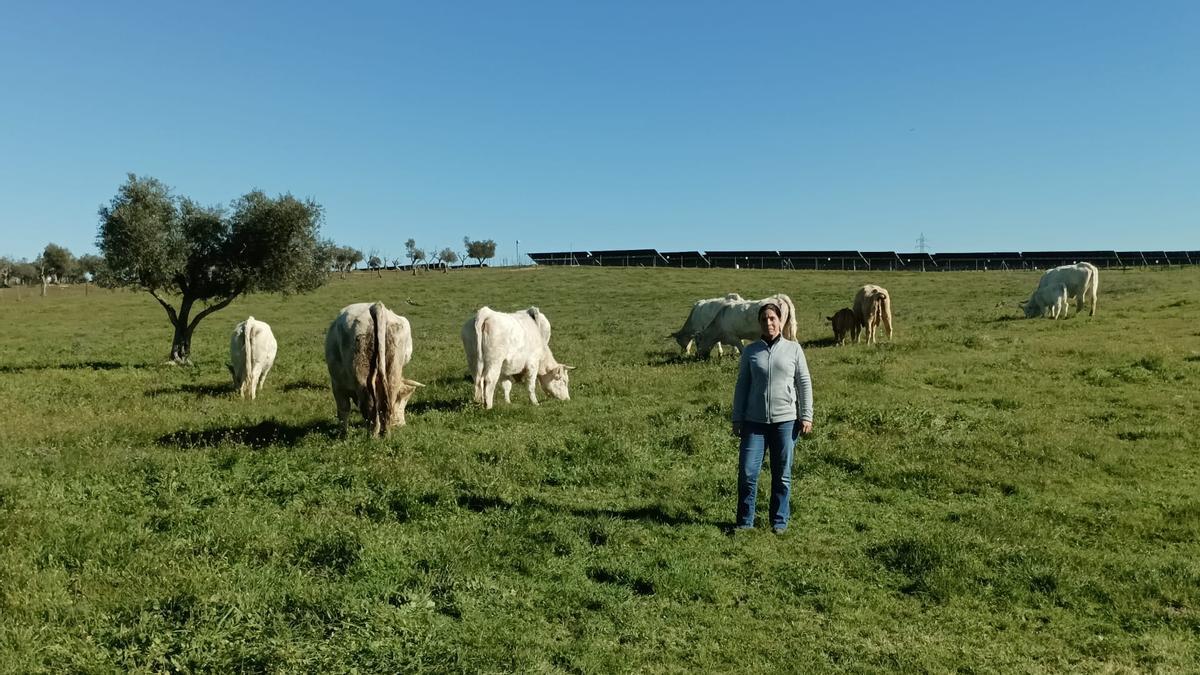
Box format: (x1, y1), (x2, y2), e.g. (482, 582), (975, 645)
(225, 262), (1100, 436)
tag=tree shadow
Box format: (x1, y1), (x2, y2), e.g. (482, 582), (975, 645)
(157, 418), (340, 450)
(0, 360), (151, 374)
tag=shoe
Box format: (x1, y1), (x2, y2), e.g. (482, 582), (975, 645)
(772, 526), (787, 535)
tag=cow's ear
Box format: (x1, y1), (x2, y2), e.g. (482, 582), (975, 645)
(403, 378), (426, 389)
(563, 364), (577, 371)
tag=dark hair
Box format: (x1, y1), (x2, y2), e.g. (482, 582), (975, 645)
(758, 303), (781, 319)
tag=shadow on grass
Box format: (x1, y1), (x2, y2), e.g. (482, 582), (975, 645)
(157, 418), (340, 449)
(451, 492), (719, 527)
(528, 496), (720, 527)
(282, 381), (327, 392)
(646, 352), (694, 366)
(0, 360), (152, 374)
(144, 382), (231, 398)
(409, 398), (469, 414)
(646, 351), (741, 366)
(801, 337), (839, 349)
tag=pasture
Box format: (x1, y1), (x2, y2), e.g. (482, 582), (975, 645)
(1, 266), (1198, 672)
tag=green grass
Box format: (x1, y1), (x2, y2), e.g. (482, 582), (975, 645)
(1, 266), (1198, 672)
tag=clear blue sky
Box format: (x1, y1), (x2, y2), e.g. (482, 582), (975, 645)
(2, 1), (1197, 263)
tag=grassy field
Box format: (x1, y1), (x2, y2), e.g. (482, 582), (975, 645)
(1, 266), (1198, 672)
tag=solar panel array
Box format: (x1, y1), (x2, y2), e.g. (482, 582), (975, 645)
(528, 249), (1198, 269)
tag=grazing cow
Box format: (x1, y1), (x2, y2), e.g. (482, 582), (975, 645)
(671, 293), (743, 356)
(826, 308), (857, 345)
(1026, 282), (1070, 319)
(461, 306), (574, 409)
(1021, 263), (1099, 318)
(324, 302), (424, 436)
(228, 316), (277, 400)
(694, 294), (798, 358)
(852, 285), (893, 344)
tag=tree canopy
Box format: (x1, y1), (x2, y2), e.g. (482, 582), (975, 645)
(97, 173), (329, 363)
(463, 237), (496, 266)
(405, 238), (426, 274)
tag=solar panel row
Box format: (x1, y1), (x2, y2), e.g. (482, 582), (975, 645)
(527, 249), (1199, 269)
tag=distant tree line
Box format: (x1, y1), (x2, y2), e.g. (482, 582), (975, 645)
(3, 237), (499, 290)
(1, 244), (109, 295)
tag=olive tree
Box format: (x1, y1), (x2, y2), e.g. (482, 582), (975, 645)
(98, 174), (329, 363)
(36, 243), (75, 295)
(463, 237), (496, 267)
(405, 238), (425, 275)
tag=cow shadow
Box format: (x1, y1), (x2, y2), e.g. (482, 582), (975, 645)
(408, 397), (469, 415)
(801, 337), (838, 349)
(646, 352), (693, 366)
(282, 380), (327, 392)
(157, 418), (339, 450)
(144, 382), (231, 398)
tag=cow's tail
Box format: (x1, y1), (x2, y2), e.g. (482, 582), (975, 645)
(1088, 265), (1099, 316)
(880, 291), (894, 339)
(473, 309), (487, 403)
(776, 293), (798, 341)
(240, 317), (255, 398)
(369, 302), (392, 435)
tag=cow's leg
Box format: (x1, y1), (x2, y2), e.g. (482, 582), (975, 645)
(334, 389), (352, 436)
(525, 366), (540, 405)
(247, 366), (260, 400)
(501, 377), (513, 403)
(257, 364), (270, 394)
(481, 364), (501, 409)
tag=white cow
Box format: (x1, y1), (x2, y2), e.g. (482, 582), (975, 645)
(1027, 282), (1070, 319)
(462, 306), (574, 409)
(228, 316), (277, 400)
(1021, 263), (1099, 318)
(852, 284), (894, 344)
(694, 294), (798, 358)
(325, 302), (424, 436)
(671, 293), (743, 356)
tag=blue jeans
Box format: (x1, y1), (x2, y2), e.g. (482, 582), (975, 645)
(736, 420), (796, 529)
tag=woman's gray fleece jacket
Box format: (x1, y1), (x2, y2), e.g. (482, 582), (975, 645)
(731, 337), (813, 424)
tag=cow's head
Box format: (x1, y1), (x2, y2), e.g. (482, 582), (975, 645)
(389, 378), (425, 429)
(670, 330), (694, 352)
(538, 364), (574, 401)
(1019, 299), (1040, 319)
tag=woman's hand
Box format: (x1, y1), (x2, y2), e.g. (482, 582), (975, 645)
(799, 420), (813, 435)
(731, 422), (742, 438)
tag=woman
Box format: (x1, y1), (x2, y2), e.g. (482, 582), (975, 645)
(731, 302), (813, 534)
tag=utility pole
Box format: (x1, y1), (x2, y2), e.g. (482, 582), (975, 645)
(916, 232), (929, 253)
(515, 239), (520, 267)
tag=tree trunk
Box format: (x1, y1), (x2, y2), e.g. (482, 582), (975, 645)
(170, 321), (194, 364)
(41, 277), (48, 297)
